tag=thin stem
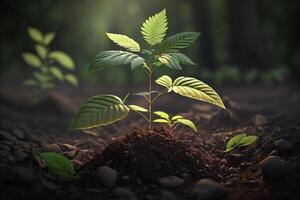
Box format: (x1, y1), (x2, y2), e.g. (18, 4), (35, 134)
(133, 110), (150, 123)
(148, 67), (152, 132)
(151, 89), (168, 103)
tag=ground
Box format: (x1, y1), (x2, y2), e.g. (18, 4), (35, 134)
(0, 83), (299, 200)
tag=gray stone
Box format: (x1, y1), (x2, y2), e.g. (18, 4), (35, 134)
(273, 139), (294, 153)
(192, 179), (227, 200)
(9, 166), (36, 184)
(260, 156), (287, 180)
(12, 149), (29, 162)
(0, 150), (9, 157)
(158, 176), (185, 188)
(160, 190), (178, 200)
(114, 187), (135, 199)
(96, 166), (117, 187)
(0, 143), (11, 151)
(12, 129), (25, 140)
(1, 140), (13, 145)
(0, 131), (17, 143)
(254, 114), (267, 127)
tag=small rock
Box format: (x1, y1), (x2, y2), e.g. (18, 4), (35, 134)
(160, 190), (178, 200)
(0, 130), (17, 143)
(114, 187), (135, 199)
(96, 166), (117, 187)
(227, 167), (238, 174)
(62, 150), (77, 159)
(59, 143), (77, 151)
(273, 139), (294, 153)
(228, 153), (244, 163)
(1, 140), (14, 146)
(0, 150), (9, 157)
(254, 114), (267, 127)
(260, 156), (287, 180)
(9, 166), (36, 184)
(158, 176), (185, 188)
(43, 144), (62, 153)
(12, 149), (29, 162)
(12, 129), (25, 140)
(192, 179), (227, 200)
(220, 159), (227, 165)
(0, 143), (11, 151)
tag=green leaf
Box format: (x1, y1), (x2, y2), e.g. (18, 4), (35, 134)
(49, 51), (75, 70)
(167, 53), (196, 65)
(171, 115), (184, 121)
(65, 74), (78, 86)
(27, 27), (43, 43)
(154, 111), (169, 120)
(159, 54), (182, 70)
(225, 133), (247, 152)
(90, 50), (145, 71)
(106, 33), (140, 52)
(35, 45), (48, 58)
(69, 95), (130, 130)
(175, 118), (197, 132)
(43, 32), (56, 45)
(141, 9), (168, 46)
(22, 53), (42, 67)
(128, 105), (148, 112)
(153, 118), (169, 123)
(159, 32), (200, 53)
(33, 72), (52, 83)
(155, 75), (173, 90)
(50, 66), (64, 80)
(39, 152), (75, 179)
(239, 136), (257, 147)
(23, 79), (38, 86)
(122, 93), (130, 103)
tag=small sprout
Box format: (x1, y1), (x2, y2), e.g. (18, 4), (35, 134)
(23, 27), (78, 91)
(153, 111), (197, 133)
(39, 152), (75, 179)
(225, 133), (257, 152)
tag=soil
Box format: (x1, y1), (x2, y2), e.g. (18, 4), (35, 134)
(0, 84), (300, 200)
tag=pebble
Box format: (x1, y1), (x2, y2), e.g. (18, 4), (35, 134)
(43, 144), (62, 153)
(254, 114), (267, 127)
(62, 150), (77, 159)
(9, 166), (36, 184)
(12, 129), (25, 140)
(273, 139), (294, 153)
(227, 167), (238, 174)
(12, 149), (29, 162)
(113, 187), (135, 199)
(0, 130), (17, 143)
(96, 166), (117, 187)
(192, 179), (227, 200)
(220, 159), (227, 165)
(158, 176), (185, 188)
(260, 156), (287, 180)
(160, 190), (178, 200)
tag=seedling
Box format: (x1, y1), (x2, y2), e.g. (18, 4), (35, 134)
(225, 133), (258, 152)
(153, 111), (197, 133)
(39, 152), (75, 179)
(69, 9), (225, 133)
(22, 27), (78, 90)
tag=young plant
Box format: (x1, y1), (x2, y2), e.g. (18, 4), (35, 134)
(225, 133), (258, 152)
(69, 9), (225, 133)
(22, 27), (78, 90)
(153, 111), (197, 134)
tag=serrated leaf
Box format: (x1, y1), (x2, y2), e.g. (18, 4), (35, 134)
(167, 53), (195, 65)
(69, 95), (129, 130)
(28, 27), (43, 42)
(159, 54), (182, 70)
(35, 45), (48, 58)
(22, 53), (42, 67)
(153, 118), (169, 123)
(141, 9), (168, 46)
(65, 74), (78, 86)
(225, 133), (247, 152)
(39, 152), (75, 179)
(154, 111), (169, 120)
(23, 79), (38, 86)
(90, 50), (145, 71)
(43, 32), (55, 45)
(128, 105), (148, 112)
(239, 136), (257, 147)
(50, 66), (64, 80)
(159, 32), (200, 53)
(172, 77), (225, 109)
(106, 33), (140, 52)
(155, 75), (173, 89)
(175, 118), (197, 132)
(171, 115), (184, 121)
(49, 51), (74, 70)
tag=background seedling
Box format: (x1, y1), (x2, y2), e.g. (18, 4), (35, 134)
(22, 27), (78, 91)
(225, 133), (258, 152)
(69, 9), (225, 133)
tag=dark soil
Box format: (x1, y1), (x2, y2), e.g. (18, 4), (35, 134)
(0, 84), (300, 200)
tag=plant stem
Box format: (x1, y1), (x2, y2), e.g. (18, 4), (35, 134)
(148, 65), (152, 132)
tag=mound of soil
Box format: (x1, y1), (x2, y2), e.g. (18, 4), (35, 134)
(83, 127), (216, 181)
